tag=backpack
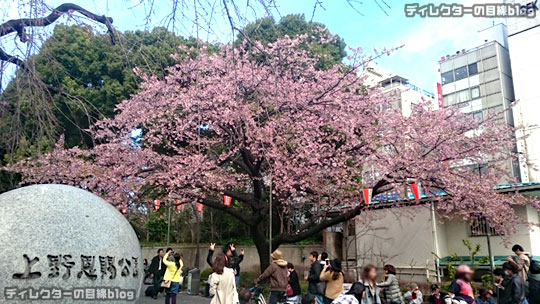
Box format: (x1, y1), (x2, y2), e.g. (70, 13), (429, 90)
(530, 258), (540, 274)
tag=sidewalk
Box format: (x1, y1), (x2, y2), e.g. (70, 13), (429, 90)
(138, 291), (211, 304)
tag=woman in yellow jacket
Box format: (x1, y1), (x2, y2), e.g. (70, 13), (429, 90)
(163, 251), (183, 304)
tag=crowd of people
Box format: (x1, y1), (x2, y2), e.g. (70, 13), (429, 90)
(141, 243), (540, 304)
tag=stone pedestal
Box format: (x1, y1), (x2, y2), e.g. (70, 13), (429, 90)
(0, 184), (142, 303)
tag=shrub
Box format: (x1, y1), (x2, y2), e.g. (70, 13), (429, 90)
(201, 268), (212, 281)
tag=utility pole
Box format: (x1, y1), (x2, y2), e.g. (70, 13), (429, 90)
(167, 203), (172, 246)
(430, 201), (441, 283)
(486, 218), (495, 286)
(269, 174), (273, 257)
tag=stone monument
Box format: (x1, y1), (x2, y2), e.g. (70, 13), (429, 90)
(0, 184), (143, 303)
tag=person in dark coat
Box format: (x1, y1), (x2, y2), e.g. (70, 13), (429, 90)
(475, 288), (496, 304)
(429, 284), (448, 304)
(148, 248), (166, 299)
(206, 242), (241, 270)
(205, 243), (242, 297)
(494, 268), (506, 303)
(528, 270), (540, 304)
(499, 262), (525, 304)
(287, 263), (302, 303)
(305, 251), (323, 304)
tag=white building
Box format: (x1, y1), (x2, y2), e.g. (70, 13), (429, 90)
(346, 184), (540, 282)
(506, 0), (540, 183)
(439, 23), (520, 182)
(362, 62), (436, 116)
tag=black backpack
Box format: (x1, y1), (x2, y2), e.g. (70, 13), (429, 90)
(530, 258), (540, 274)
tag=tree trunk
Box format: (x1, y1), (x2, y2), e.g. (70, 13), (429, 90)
(252, 223), (270, 272)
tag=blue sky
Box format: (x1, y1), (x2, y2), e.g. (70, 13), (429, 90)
(1, 0), (504, 91)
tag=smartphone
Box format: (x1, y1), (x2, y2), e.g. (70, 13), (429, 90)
(325, 259), (329, 265)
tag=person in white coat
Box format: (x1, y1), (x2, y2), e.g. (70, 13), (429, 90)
(210, 253), (237, 304)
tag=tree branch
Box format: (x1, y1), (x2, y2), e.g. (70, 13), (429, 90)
(272, 204), (365, 247)
(0, 3), (115, 72)
(199, 197), (257, 226)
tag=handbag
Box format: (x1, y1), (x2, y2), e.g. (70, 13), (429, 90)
(286, 284), (294, 297)
(161, 268), (179, 288)
(161, 280), (172, 288)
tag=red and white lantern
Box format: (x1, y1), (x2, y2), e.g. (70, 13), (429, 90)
(363, 188), (372, 205)
(176, 199), (183, 211)
(410, 183), (421, 202)
(224, 195), (232, 206)
(196, 202), (204, 215)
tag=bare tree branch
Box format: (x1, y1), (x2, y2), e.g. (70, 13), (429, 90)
(0, 3), (115, 72)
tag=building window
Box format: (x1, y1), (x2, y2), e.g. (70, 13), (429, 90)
(471, 86), (481, 99)
(470, 216), (499, 236)
(443, 93), (456, 106)
(454, 66), (468, 81)
(472, 110), (483, 122)
(468, 62), (478, 76)
(442, 71), (454, 84)
(455, 89), (470, 103)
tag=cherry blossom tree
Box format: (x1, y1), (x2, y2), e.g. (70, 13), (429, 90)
(8, 36), (539, 270)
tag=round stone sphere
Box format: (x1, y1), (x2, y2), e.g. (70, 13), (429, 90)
(0, 184), (142, 303)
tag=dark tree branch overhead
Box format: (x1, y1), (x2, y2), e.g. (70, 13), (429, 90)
(272, 204), (365, 247)
(0, 3), (115, 73)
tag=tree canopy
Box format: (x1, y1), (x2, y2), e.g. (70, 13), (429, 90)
(1, 25), (194, 152)
(9, 34), (539, 270)
(0, 25), (201, 192)
(238, 14), (347, 70)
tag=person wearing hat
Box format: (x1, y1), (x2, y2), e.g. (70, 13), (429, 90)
(428, 284), (447, 304)
(448, 265), (475, 304)
(255, 250), (288, 304)
(404, 283), (423, 304)
(320, 258), (344, 304)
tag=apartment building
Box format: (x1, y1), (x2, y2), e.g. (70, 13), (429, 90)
(438, 23), (519, 180)
(506, 0), (540, 182)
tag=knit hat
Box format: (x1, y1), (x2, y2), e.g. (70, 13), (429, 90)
(271, 250), (283, 261)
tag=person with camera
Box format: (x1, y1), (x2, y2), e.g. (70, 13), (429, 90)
(162, 249), (184, 304)
(404, 283), (423, 304)
(319, 258), (344, 304)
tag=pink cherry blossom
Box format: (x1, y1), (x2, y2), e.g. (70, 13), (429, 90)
(7, 36), (539, 268)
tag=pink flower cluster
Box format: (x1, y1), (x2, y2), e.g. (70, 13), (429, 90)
(9, 36), (540, 238)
